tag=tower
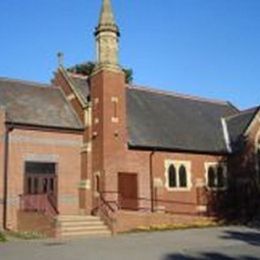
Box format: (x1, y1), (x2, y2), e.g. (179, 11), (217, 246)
(90, 0), (126, 201)
(94, 0), (120, 71)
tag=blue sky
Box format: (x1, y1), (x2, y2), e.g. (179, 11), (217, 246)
(0, 0), (259, 109)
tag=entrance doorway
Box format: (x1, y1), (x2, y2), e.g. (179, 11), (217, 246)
(24, 161), (58, 207)
(118, 173), (138, 210)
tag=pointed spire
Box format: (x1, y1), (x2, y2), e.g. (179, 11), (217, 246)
(99, 0), (115, 25)
(95, 0), (120, 36)
(94, 0), (121, 70)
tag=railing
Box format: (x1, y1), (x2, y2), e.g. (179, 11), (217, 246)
(101, 190), (209, 216)
(19, 194), (59, 219)
(97, 193), (117, 235)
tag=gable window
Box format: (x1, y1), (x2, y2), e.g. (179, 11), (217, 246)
(205, 163), (227, 190)
(165, 160), (192, 191)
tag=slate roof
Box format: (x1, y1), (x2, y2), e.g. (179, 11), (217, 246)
(127, 86), (238, 154)
(226, 106), (260, 151)
(0, 78), (83, 130)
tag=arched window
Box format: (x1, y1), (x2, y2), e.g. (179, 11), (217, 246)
(206, 164), (227, 189)
(208, 166), (215, 188)
(217, 166), (225, 188)
(179, 165), (187, 187)
(168, 165), (177, 188)
(165, 160), (191, 190)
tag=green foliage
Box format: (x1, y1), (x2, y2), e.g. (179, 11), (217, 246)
(67, 62), (95, 76)
(122, 221), (222, 234)
(122, 68), (133, 84)
(7, 231), (45, 240)
(67, 62), (133, 84)
(0, 232), (7, 242)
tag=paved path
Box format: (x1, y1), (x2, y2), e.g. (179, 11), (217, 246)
(1, 226), (260, 259)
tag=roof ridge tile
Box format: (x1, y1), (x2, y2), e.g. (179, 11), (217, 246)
(0, 77), (52, 89)
(127, 84), (232, 107)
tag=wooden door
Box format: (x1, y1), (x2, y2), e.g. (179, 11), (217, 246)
(118, 173), (138, 210)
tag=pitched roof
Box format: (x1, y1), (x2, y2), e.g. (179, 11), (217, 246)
(225, 106), (260, 151)
(0, 78), (83, 130)
(127, 86), (238, 153)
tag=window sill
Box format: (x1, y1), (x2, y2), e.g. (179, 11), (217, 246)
(166, 186), (192, 192)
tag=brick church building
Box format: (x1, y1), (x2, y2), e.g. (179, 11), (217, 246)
(0, 0), (259, 237)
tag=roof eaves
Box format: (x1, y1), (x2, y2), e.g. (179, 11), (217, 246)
(128, 143), (229, 156)
(5, 121), (84, 133)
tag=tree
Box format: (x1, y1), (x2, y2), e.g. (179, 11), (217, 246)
(67, 62), (133, 84)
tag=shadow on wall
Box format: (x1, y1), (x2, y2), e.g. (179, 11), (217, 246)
(204, 137), (260, 223)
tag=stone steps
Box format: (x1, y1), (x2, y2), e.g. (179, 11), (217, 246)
(56, 215), (111, 238)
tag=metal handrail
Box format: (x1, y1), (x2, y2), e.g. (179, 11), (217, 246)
(97, 193), (117, 235)
(19, 193), (58, 219)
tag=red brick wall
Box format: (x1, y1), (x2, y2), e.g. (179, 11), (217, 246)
(229, 113), (260, 179)
(0, 109), (5, 229)
(114, 210), (215, 233)
(17, 211), (56, 237)
(53, 69), (93, 214)
(5, 128), (82, 230)
(53, 70), (84, 122)
(89, 68), (224, 215)
(90, 69), (127, 204)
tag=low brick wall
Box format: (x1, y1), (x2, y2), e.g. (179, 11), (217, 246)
(17, 211), (56, 237)
(114, 210), (214, 233)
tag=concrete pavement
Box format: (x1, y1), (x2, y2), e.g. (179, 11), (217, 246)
(1, 226), (260, 260)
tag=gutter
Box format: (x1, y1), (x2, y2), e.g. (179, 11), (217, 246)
(149, 150), (156, 212)
(3, 124), (13, 230)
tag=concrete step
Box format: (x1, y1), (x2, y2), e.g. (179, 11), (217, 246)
(57, 215), (99, 221)
(61, 225), (109, 232)
(60, 221), (105, 227)
(61, 229), (111, 238)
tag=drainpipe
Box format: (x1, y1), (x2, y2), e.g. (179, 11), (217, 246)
(149, 150), (156, 212)
(3, 124), (13, 230)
